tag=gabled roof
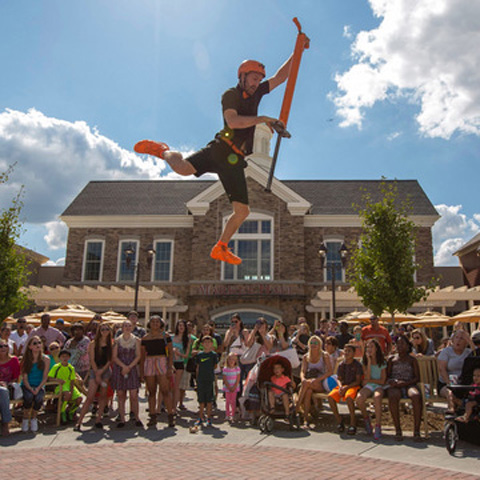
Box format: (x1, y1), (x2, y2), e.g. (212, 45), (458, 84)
(62, 178), (438, 218)
(453, 232), (480, 256)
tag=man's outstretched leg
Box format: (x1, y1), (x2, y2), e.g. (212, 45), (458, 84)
(210, 202), (249, 265)
(134, 140), (196, 176)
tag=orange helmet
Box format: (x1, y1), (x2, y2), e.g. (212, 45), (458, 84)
(238, 60), (266, 79)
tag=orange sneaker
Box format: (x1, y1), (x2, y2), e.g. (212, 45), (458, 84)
(210, 243), (242, 265)
(134, 140), (170, 159)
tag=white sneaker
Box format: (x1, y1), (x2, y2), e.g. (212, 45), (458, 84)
(30, 418), (38, 432)
(22, 419), (29, 432)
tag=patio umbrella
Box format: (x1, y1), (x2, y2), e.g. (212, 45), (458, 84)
(100, 310), (127, 324)
(340, 310), (417, 324)
(451, 305), (480, 325)
(410, 311), (453, 328)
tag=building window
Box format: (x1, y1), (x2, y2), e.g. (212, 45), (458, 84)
(82, 240), (104, 282)
(223, 215), (273, 281)
(153, 240), (173, 282)
(117, 240), (138, 282)
(325, 240), (345, 282)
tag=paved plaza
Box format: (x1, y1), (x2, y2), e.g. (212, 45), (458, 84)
(1, 393), (479, 479)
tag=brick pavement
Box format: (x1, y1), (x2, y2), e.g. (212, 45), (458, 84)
(0, 442), (478, 480)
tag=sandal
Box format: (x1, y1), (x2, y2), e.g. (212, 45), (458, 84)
(347, 425), (357, 436)
(336, 421), (345, 433)
(394, 430), (403, 441)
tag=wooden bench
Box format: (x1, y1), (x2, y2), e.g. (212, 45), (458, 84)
(312, 355), (446, 437)
(9, 380), (63, 427)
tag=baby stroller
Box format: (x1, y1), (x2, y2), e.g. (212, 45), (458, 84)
(444, 385), (480, 454)
(257, 355), (300, 434)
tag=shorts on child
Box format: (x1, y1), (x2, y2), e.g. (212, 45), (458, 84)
(144, 356), (167, 376)
(328, 385), (360, 402)
(197, 382), (215, 404)
(363, 382), (384, 393)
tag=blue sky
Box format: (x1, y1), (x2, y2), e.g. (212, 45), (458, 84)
(1, 0), (479, 266)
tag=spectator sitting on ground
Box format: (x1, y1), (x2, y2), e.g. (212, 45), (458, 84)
(355, 338), (387, 440)
(0, 338), (21, 436)
(297, 336), (333, 428)
(29, 313), (65, 348)
(411, 328), (435, 357)
(361, 314), (392, 355)
(336, 321), (353, 349)
(328, 343), (363, 435)
(437, 329), (472, 413)
(48, 349), (83, 424)
(21, 336), (50, 433)
(324, 335), (342, 367)
(10, 318), (28, 357)
(386, 335), (423, 441)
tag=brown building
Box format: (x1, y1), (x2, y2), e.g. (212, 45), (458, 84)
(35, 126), (438, 329)
(454, 232), (480, 287)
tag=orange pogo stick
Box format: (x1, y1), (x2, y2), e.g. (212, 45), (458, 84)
(265, 17), (310, 193)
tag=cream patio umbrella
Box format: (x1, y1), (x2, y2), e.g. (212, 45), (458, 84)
(450, 305), (480, 332)
(42, 304), (97, 323)
(339, 310), (417, 325)
(412, 311), (453, 328)
(100, 310), (128, 324)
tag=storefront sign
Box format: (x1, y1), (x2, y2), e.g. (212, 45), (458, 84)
(192, 284), (300, 296)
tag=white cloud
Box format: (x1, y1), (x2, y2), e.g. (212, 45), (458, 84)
(332, 0), (480, 138)
(44, 258), (65, 267)
(44, 220), (68, 250)
(0, 108), (195, 227)
(387, 131), (401, 141)
(343, 25), (353, 40)
(432, 204), (480, 265)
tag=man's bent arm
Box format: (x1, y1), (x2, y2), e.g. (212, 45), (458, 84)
(223, 110), (277, 130)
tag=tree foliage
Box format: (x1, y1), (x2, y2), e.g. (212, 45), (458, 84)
(0, 165), (30, 324)
(347, 182), (435, 320)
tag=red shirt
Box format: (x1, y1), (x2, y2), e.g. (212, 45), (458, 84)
(361, 325), (392, 353)
(0, 356), (21, 383)
(271, 374), (290, 395)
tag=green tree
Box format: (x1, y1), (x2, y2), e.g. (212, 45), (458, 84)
(347, 181), (435, 323)
(0, 165), (30, 324)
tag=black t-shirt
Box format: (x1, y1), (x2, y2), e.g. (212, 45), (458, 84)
(336, 332), (354, 349)
(219, 81), (270, 155)
(196, 351), (218, 385)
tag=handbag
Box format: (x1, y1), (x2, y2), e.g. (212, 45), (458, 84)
(8, 382), (23, 400)
(239, 342), (261, 365)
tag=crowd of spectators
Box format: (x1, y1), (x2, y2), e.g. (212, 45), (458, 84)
(1, 311), (479, 442)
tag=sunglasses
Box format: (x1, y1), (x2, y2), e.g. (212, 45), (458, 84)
(50, 346), (60, 351)
(310, 342), (320, 346)
(0, 345), (9, 349)
(31, 341), (42, 346)
(100, 327), (110, 332)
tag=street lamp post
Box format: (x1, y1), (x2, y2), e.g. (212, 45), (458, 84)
(318, 242), (348, 320)
(125, 243), (156, 312)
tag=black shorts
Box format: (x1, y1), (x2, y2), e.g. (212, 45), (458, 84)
(186, 139), (249, 205)
(174, 361), (184, 371)
(197, 380), (215, 404)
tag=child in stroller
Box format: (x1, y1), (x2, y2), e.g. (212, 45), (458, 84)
(444, 368), (480, 454)
(257, 355), (300, 433)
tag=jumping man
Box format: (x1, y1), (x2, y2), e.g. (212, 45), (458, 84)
(134, 54), (294, 265)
